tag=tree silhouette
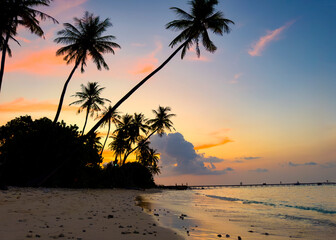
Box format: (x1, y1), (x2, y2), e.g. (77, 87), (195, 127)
(121, 113), (149, 165)
(122, 106), (175, 164)
(53, 11), (120, 123)
(0, 0), (58, 93)
(136, 141), (161, 175)
(70, 82), (110, 135)
(97, 106), (120, 155)
(109, 114), (133, 165)
(87, 0), (234, 136)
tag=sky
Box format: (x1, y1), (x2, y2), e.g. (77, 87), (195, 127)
(0, 0), (335, 185)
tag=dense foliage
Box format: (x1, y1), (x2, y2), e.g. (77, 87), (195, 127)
(0, 116), (155, 188)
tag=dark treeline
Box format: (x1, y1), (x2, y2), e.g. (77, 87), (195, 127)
(0, 116), (155, 188)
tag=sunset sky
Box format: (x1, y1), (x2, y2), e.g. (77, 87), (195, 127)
(0, 0), (335, 185)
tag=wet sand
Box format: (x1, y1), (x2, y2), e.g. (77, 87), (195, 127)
(0, 187), (183, 240)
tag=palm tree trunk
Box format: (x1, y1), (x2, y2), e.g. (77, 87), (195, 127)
(100, 120), (111, 155)
(0, 33), (10, 93)
(81, 105), (90, 135)
(122, 128), (158, 165)
(87, 40), (189, 136)
(53, 62), (79, 123)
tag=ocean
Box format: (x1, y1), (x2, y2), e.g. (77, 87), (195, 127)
(139, 185), (336, 240)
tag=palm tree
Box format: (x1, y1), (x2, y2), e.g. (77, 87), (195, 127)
(122, 106), (175, 163)
(147, 106), (176, 137)
(97, 106), (120, 155)
(129, 113), (148, 144)
(136, 141), (161, 175)
(69, 82), (110, 135)
(109, 114), (133, 165)
(87, 0), (234, 136)
(121, 113), (149, 165)
(0, 0), (58, 93)
(53, 11), (120, 123)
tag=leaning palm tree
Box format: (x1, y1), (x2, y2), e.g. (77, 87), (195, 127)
(53, 11), (120, 123)
(97, 106), (120, 155)
(69, 82), (110, 135)
(87, 0), (234, 135)
(122, 106), (175, 164)
(0, 0), (58, 93)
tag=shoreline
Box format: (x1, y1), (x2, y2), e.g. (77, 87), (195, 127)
(0, 187), (183, 240)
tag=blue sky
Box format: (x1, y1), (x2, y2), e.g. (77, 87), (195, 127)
(0, 0), (335, 185)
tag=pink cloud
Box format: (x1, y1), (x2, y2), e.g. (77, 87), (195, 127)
(15, 36), (31, 43)
(229, 73), (243, 84)
(130, 41), (162, 75)
(248, 21), (295, 56)
(6, 47), (65, 75)
(0, 98), (77, 113)
(42, 0), (88, 18)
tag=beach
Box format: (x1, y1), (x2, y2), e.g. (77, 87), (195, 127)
(1, 185), (335, 240)
(0, 187), (183, 240)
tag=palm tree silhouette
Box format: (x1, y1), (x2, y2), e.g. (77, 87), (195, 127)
(0, 0), (58, 93)
(136, 141), (161, 175)
(97, 106), (120, 155)
(53, 11), (120, 123)
(121, 113), (149, 165)
(122, 106), (175, 163)
(109, 114), (133, 165)
(69, 82), (110, 135)
(147, 106), (176, 137)
(87, 0), (234, 135)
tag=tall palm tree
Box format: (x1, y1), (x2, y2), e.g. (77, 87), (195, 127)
(0, 0), (58, 93)
(69, 82), (110, 135)
(122, 106), (175, 163)
(53, 11), (120, 123)
(97, 106), (120, 155)
(87, 0), (234, 136)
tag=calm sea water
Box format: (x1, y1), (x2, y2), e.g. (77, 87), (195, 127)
(140, 185), (336, 240)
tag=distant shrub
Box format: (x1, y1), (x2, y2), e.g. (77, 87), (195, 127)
(102, 162), (155, 188)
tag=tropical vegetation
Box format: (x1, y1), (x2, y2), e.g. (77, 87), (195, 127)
(109, 106), (175, 168)
(87, 0), (234, 135)
(70, 82), (110, 135)
(0, 115), (157, 188)
(53, 11), (120, 123)
(0, 0), (234, 188)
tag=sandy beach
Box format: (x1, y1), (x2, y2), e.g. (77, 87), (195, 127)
(0, 187), (183, 240)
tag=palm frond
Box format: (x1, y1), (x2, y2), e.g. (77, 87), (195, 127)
(167, 0), (233, 58)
